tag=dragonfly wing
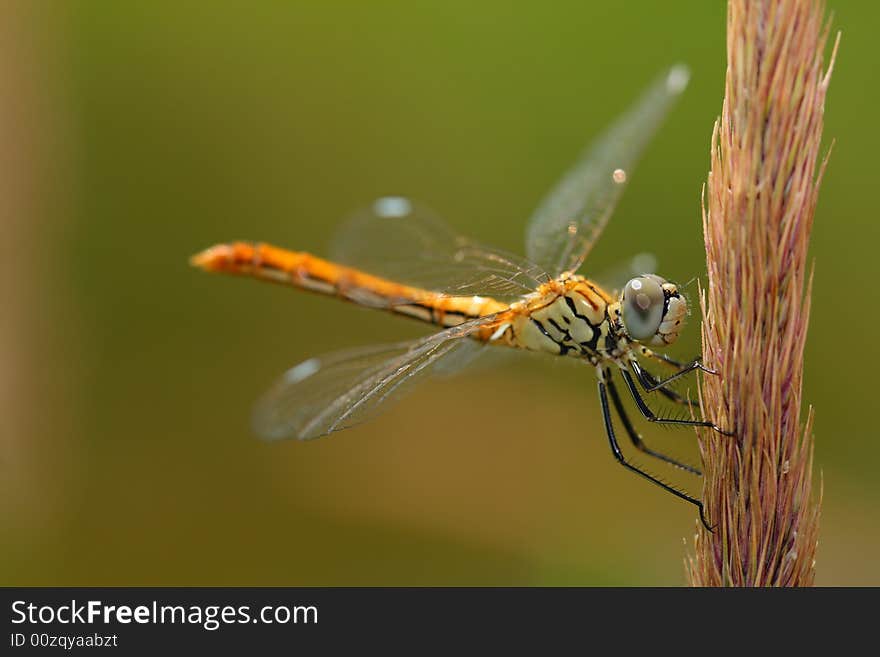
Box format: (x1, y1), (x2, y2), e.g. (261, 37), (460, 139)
(253, 316), (496, 441)
(591, 252), (658, 297)
(525, 65), (689, 277)
(331, 196), (550, 300)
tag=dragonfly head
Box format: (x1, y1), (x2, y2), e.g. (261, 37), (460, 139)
(619, 275), (687, 346)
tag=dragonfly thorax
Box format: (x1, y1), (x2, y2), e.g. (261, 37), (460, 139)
(484, 275), (620, 364)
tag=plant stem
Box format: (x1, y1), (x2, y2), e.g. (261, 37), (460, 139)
(688, 0), (837, 587)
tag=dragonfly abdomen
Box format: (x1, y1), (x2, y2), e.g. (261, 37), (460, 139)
(191, 242), (508, 328)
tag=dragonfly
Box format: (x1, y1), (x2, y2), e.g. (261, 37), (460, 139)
(191, 65), (731, 530)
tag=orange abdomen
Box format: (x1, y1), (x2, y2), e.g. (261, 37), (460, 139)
(191, 242), (509, 328)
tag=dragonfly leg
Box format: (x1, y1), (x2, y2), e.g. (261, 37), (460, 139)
(598, 370), (713, 532)
(639, 347), (718, 378)
(605, 375), (701, 475)
(630, 360), (699, 408)
(621, 370), (733, 436)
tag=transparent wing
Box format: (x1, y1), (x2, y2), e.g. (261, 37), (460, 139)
(331, 196), (550, 300)
(525, 65), (689, 277)
(591, 252), (658, 296)
(253, 316), (496, 441)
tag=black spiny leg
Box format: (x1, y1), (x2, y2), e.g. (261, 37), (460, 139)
(598, 371), (713, 531)
(639, 349), (718, 386)
(635, 358), (713, 390)
(646, 351), (689, 369)
(642, 349), (715, 371)
(605, 376), (702, 476)
(621, 370), (733, 436)
(630, 360), (699, 408)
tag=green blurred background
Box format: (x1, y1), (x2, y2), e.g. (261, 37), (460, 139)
(3, 1), (877, 586)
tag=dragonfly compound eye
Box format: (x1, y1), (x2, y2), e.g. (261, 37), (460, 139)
(621, 276), (665, 341)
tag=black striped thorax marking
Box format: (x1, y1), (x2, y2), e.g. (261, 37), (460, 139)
(528, 317), (572, 355)
(561, 295), (605, 356)
(499, 278), (636, 364)
(514, 291), (600, 359)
